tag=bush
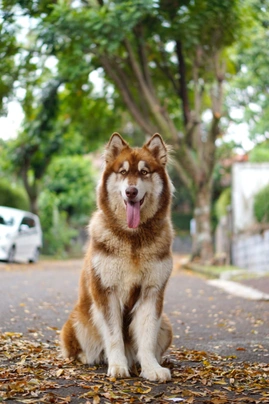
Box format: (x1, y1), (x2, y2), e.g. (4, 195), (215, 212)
(38, 191), (78, 257)
(249, 140), (269, 163)
(249, 147), (269, 163)
(44, 155), (96, 222)
(0, 178), (29, 210)
(215, 188), (231, 220)
(38, 155), (97, 257)
(172, 212), (193, 233)
(253, 184), (269, 223)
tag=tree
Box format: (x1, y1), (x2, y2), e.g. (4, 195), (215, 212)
(2, 0), (253, 261)
(7, 78), (64, 214)
(227, 1), (269, 141)
(0, 4), (18, 114)
(44, 0), (248, 261)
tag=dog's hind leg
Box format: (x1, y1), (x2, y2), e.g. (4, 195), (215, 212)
(60, 316), (81, 360)
(61, 308), (104, 365)
(155, 314), (173, 364)
(125, 342), (137, 368)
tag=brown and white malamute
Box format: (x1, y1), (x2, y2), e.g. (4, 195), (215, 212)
(61, 133), (174, 382)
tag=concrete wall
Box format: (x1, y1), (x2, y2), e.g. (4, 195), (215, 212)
(232, 230), (269, 272)
(232, 162), (269, 233)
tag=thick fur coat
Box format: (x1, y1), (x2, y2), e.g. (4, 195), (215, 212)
(60, 133), (174, 382)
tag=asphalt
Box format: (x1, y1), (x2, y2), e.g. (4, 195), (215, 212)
(0, 257), (268, 363)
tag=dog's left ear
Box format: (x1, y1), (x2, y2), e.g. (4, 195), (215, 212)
(145, 133), (168, 165)
(105, 133), (129, 163)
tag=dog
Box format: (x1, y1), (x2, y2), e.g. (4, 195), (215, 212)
(60, 133), (174, 382)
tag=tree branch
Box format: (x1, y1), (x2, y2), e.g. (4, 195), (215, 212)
(100, 55), (156, 134)
(211, 51), (225, 119)
(175, 40), (191, 127)
(155, 57), (180, 96)
(173, 160), (194, 192)
(134, 24), (155, 97)
(123, 38), (178, 140)
(205, 50), (225, 173)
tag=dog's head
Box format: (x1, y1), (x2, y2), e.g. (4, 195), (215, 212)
(98, 133), (173, 229)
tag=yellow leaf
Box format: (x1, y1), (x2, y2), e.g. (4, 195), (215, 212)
(93, 395), (100, 404)
(56, 369), (64, 377)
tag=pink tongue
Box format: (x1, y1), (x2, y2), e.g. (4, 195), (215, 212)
(126, 201), (140, 228)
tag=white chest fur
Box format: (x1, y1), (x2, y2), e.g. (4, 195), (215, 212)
(91, 252), (172, 305)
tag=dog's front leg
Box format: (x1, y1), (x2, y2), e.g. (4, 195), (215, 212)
(131, 288), (171, 382)
(99, 292), (130, 378)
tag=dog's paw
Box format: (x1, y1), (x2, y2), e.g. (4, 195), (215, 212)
(78, 352), (87, 364)
(140, 366), (171, 382)
(107, 364), (130, 378)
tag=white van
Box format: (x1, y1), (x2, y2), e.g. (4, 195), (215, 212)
(0, 206), (43, 263)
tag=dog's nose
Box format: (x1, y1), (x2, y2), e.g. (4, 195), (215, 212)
(126, 186), (138, 200)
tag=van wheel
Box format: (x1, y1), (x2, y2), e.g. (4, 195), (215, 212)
(29, 247), (40, 263)
(7, 246), (16, 263)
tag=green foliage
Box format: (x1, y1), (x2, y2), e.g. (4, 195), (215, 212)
(38, 155), (96, 256)
(227, 1), (269, 139)
(0, 10), (18, 114)
(172, 212), (193, 233)
(253, 184), (269, 223)
(44, 155), (96, 223)
(0, 178), (29, 210)
(249, 141), (269, 162)
(58, 88), (123, 152)
(41, 0), (244, 119)
(38, 190), (78, 257)
(215, 140), (241, 161)
(215, 188), (231, 220)
(49, 0), (154, 55)
(10, 79), (64, 179)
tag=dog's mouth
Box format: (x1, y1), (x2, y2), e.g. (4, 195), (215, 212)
(124, 196), (145, 229)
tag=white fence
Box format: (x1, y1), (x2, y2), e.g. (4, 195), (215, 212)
(232, 162), (269, 233)
(232, 230), (269, 272)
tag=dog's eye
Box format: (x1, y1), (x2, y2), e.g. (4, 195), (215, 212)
(141, 169), (149, 176)
(119, 169), (127, 175)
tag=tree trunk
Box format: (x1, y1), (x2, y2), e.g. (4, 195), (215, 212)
(192, 182), (214, 263)
(29, 195), (39, 215)
(21, 168), (39, 215)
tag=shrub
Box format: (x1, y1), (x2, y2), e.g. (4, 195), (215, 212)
(215, 188), (231, 220)
(44, 155), (96, 222)
(249, 147), (269, 163)
(0, 178), (29, 210)
(38, 190), (78, 257)
(38, 155), (97, 256)
(253, 184), (269, 223)
(172, 212), (193, 233)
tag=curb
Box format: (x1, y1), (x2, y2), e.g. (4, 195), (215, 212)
(207, 279), (269, 301)
(182, 262), (269, 301)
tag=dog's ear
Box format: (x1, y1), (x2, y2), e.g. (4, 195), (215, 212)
(145, 133), (168, 165)
(105, 133), (129, 163)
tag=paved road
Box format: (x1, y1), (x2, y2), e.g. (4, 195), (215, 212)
(0, 258), (268, 364)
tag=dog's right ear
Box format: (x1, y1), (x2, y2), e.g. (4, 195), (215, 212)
(105, 133), (129, 163)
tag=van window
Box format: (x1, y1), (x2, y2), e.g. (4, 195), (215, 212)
(21, 217), (36, 229)
(0, 215), (14, 226)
